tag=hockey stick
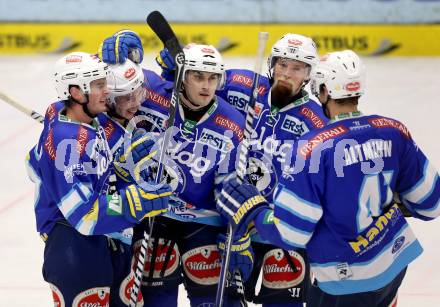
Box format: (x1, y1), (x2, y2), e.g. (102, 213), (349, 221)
(129, 10), (185, 307)
(215, 31), (269, 307)
(0, 91), (44, 124)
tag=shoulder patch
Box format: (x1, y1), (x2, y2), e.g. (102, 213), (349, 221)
(213, 114), (244, 141)
(369, 117), (411, 139)
(44, 128), (56, 160)
(146, 89), (170, 109)
(300, 106), (326, 129)
(77, 126), (88, 156)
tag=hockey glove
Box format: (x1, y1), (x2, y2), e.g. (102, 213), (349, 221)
(121, 183), (172, 224)
(114, 130), (159, 184)
(217, 177), (270, 239)
(99, 29), (143, 64)
(155, 48), (176, 82)
(217, 232), (254, 285)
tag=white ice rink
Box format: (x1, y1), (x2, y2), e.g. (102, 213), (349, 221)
(0, 54), (439, 306)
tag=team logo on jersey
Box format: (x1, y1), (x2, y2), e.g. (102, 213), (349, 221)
(227, 90), (248, 112)
(198, 128), (234, 153)
(262, 249), (306, 289)
(247, 152), (277, 197)
(119, 273), (144, 305)
(281, 114), (309, 137)
(89, 126), (112, 178)
(49, 283), (65, 307)
(182, 245), (221, 285)
(392, 236), (406, 254)
(72, 287), (110, 307)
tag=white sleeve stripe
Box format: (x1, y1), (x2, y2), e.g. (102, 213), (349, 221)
(59, 183), (92, 218)
(403, 160), (439, 203)
(274, 220), (311, 247)
(275, 189), (322, 223)
(221, 189), (242, 209)
(415, 198), (440, 218)
(217, 199), (235, 217)
(76, 219), (96, 235)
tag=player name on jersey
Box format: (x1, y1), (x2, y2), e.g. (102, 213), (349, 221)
(344, 139), (392, 166)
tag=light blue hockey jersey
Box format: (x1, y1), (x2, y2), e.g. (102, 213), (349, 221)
(273, 112), (440, 295)
(26, 102), (133, 237)
(137, 70), (245, 226)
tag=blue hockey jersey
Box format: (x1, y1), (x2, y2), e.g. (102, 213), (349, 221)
(272, 112), (440, 295)
(138, 70), (245, 226)
(26, 102), (133, 237)
(217, 69), (327, 202)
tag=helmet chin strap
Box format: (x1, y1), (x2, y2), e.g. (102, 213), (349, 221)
(72, 94), (98, 119)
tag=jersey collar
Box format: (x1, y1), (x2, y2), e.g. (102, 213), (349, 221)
(329, 111), (364, 124)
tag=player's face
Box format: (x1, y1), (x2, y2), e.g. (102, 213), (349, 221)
(87, 78), (109, 114)
(272, 58), (309, 96)
(114, 85), (146, 120)
(182, 70), (220, 109)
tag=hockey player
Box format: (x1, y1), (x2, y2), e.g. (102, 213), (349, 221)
(25, 52), (171, 307)
(101, 34), (250, 306)
(157, 33), (325, 306)
(215, 50), (440, 307)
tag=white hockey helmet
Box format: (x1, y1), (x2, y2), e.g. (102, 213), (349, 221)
(107, 59), (144, 106)
(53, 52), (109, 100)
(182, 44), (225, 89)
(268, 34), (319, 72)
(310, 50), (365, 100)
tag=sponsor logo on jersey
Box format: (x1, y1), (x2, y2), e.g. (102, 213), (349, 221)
(64, 163), (86, 181)
(49, 283), (65, 307)
(349, 204), (402, 254)
(299, 125), (348, 158)
(46, 103), (57, 121)
(281, 114), (310, 137)
(392, 236), (406, 254)
(227, 90), (248, 111)
(124, 67), (136, 79)
(345, 81), (361, 92)
(335, 262), (353, 280)
(230, 73), (266, 95)
(44, 128), (56, 160)
(120, 273), (144, 305)
(103, 119), (115, 141)
(72, 287), (110, 307)
(76, 126), (88, 156)
(214, 114), (244, 141)
(262, 249), (306, 289)
(198, 128), (234, 153)
(369, 117), (411, 139)
(146, 89), (170, 108)
(138, 107), (167, 130)
(182, 245), (221, 285)
(300, 107), (325, 129)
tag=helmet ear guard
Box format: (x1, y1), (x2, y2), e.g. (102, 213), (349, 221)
(182, 44), (225, 89)
(107, 59), (145, 106)
(311, 50), (366, 100)
(53, 52), (109, 100)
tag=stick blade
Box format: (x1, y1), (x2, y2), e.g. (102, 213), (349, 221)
(146, 11), (182, 57)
